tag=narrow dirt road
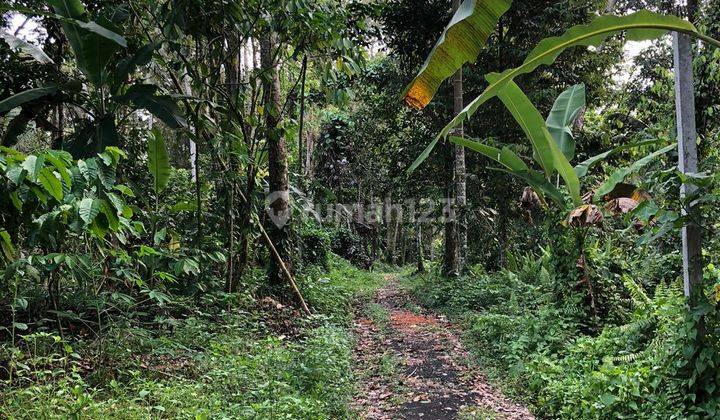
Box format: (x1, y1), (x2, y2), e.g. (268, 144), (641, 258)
(352, 274), (534, 420)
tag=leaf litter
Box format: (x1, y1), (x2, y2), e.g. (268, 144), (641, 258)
(352, 275), (534, 419)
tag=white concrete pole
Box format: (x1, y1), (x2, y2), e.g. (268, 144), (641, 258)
(673, 31), (702, 298)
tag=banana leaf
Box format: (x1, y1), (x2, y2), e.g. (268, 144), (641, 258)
(594, 143), (676, 200)
(450, 136), (565, 205)
(408, 11), (717, 173)
(546, 83), (585, 161)
(402, 0), (511, 109)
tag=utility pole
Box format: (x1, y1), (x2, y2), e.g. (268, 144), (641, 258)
(673, 2), (702, 299)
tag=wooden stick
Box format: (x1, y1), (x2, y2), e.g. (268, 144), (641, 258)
(236, 189), (311, 315)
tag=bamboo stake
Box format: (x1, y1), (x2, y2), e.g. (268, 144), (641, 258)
(236, 189), (311, 315)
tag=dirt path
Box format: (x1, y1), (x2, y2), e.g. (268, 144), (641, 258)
(352, 274), (534, 420)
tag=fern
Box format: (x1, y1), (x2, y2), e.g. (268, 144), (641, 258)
(618, 316), (656, 333)
(612, 351), (644, 364)
(623, 275), (652, 313)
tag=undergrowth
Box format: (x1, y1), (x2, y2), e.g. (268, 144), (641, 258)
(1, 254), (384, 419)
(405, 248), (720, 419)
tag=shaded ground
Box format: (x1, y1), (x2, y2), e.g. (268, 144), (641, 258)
(353, 274), (534, 420)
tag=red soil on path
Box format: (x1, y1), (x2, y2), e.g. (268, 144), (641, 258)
(352, 274), (534, 420)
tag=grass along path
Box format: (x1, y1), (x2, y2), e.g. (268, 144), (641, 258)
(352, 274), (533, 420)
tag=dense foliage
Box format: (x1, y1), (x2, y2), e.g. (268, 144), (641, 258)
(2, 0), (720, 417)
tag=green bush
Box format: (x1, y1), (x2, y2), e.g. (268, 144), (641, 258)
(298, 224), (332, 269)
(331, 228), (372, 269)
(405, 250), (720, 419)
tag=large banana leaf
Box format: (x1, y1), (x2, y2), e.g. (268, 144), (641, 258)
(1, 30), (54, 64)
(450, 136), (565, 205)
(49, 0), (126, 86)
(408, 11), (717, 173)
(0, 4), (126, 47)
(442, 11), (711, 138)
(147, 128), (171, 195)
(0, 86), (58, 113)
(402, 0), (511, 109)
(489, 75), (554, 178)
(594, 143), (676, 199)
(546, 83), (585, 161)
(489, 80), (581, 205)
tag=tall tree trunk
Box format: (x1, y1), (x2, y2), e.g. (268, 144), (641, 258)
(298, 54), (308, 176)
(233, 38), (255, 287)
(224, 34), (241, 293)
(442, 153), (458, 276)
(386, 207), (396, 264)
(400, 225), (408, 266)
(454, 60), (467, 272)
(452, 0), (467, 272)
(306, 131), (315, 179)
(443, 0), (464, 276)
(392, 212), (401, 265)
(261, 31), (292, 289)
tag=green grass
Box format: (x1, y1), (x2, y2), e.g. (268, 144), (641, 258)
(364, 302), (390, 330)
(1, 254), (386, 419)
(458, 406), (503, 420)
(300, 255), (388, 323)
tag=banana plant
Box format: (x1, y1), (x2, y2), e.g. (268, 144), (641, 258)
(145, 127), (182, 254)
(402, 0), (512, 109)
(546, 83), (585, 161)
(407, 10), (720, 174)
(449, 84), (674, 320)
(0, 0), (185, 151)
(448, 83), (675, 216)
(0, 30), (54, 64)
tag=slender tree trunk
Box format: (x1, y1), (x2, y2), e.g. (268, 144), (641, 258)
(400, 226), (408, 266)
(443, 0), (464, 276)
(454, 48), (467, 273)
(261, 31), (292, 289)
(442, 159), (457, 276)
(306, 131), (315, 178)
(192, 110), (202, 247)
(416, 224), (425, 273)
(392, 213), (401, 265)
(370, 195), (379, 260)
(236, 165), (257, 285)
(183, 76), (198, 184)
(386, 208), (396, 264)
(52, 42), (64, 150)
(233, 38), (255, 287)
(224, 34), (241, 293)
(298, 55), (308, 175)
